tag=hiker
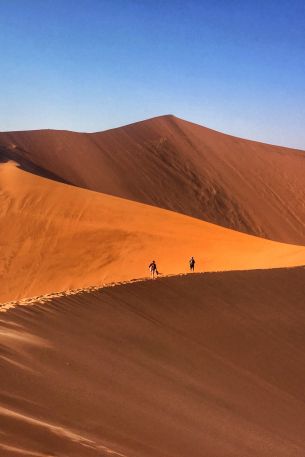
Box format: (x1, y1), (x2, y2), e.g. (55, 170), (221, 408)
(149, 260), (158, 279)
(189, 256), (195, 272)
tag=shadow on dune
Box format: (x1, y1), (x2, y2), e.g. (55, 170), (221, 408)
(0, 145), (71, 186)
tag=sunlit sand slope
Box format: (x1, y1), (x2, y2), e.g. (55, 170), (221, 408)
(1, 161), (305, 302)
(1, 115), (305, 243)
(1, 268), (305, 456)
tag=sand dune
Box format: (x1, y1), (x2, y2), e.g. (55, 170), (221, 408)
(1, 268), (305, 456)
(1, 115), (305, 456)
(1, 161), (305, 302)
(1, 115), (305, 243)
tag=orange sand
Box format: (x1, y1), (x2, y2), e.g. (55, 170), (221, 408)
(1, 161), (305, 302)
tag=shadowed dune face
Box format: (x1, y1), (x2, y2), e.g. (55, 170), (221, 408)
(1, 115), (305, 243)
(1, 269), (305, 456)
(1, 161), (305, 302)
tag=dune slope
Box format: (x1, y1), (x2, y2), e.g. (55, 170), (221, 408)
(1, 268), (305, 456)
(1, 115), (305, 243)
(1, 161), (305, 302)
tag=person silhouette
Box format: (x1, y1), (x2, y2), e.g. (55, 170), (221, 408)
(189, 256), (195, 272)
(149, 260), (158, 278)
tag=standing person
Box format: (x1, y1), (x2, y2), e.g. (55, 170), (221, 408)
(149, 260), (158, 279)
(189, 256), (195, 272)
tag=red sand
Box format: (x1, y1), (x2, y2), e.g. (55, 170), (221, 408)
(1, 115), (305, 243)
(1, 268), (305, 456)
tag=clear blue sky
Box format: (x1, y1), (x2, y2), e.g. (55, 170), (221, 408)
(1, 0), (304, 148)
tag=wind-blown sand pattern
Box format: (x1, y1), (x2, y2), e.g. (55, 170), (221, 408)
(1, 269), (305, 456)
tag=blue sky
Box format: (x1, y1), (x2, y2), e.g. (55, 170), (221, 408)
(0, 0), (304, 148)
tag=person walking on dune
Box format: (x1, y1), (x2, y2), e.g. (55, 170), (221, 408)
(189, 256), (195, 272)
(149, 260), (158, 279)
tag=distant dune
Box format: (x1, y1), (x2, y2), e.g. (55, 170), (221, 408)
(1, 161), (305, 302)
(1, 269), (305, 456)
(1, 115), (305, 243)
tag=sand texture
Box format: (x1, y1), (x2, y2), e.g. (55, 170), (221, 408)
(1, 269), (305, 456)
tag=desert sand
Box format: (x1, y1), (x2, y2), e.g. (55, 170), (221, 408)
(1, 116), (305, 456)
(1, 115), (305, 243)
(1, 268), (305, 456)
(1, 160), (305, 302)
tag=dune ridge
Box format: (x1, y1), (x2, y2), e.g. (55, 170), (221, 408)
(0, 275), (156, 312)
(1, 268), (305, 456)
(1, 115), (305, 243)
